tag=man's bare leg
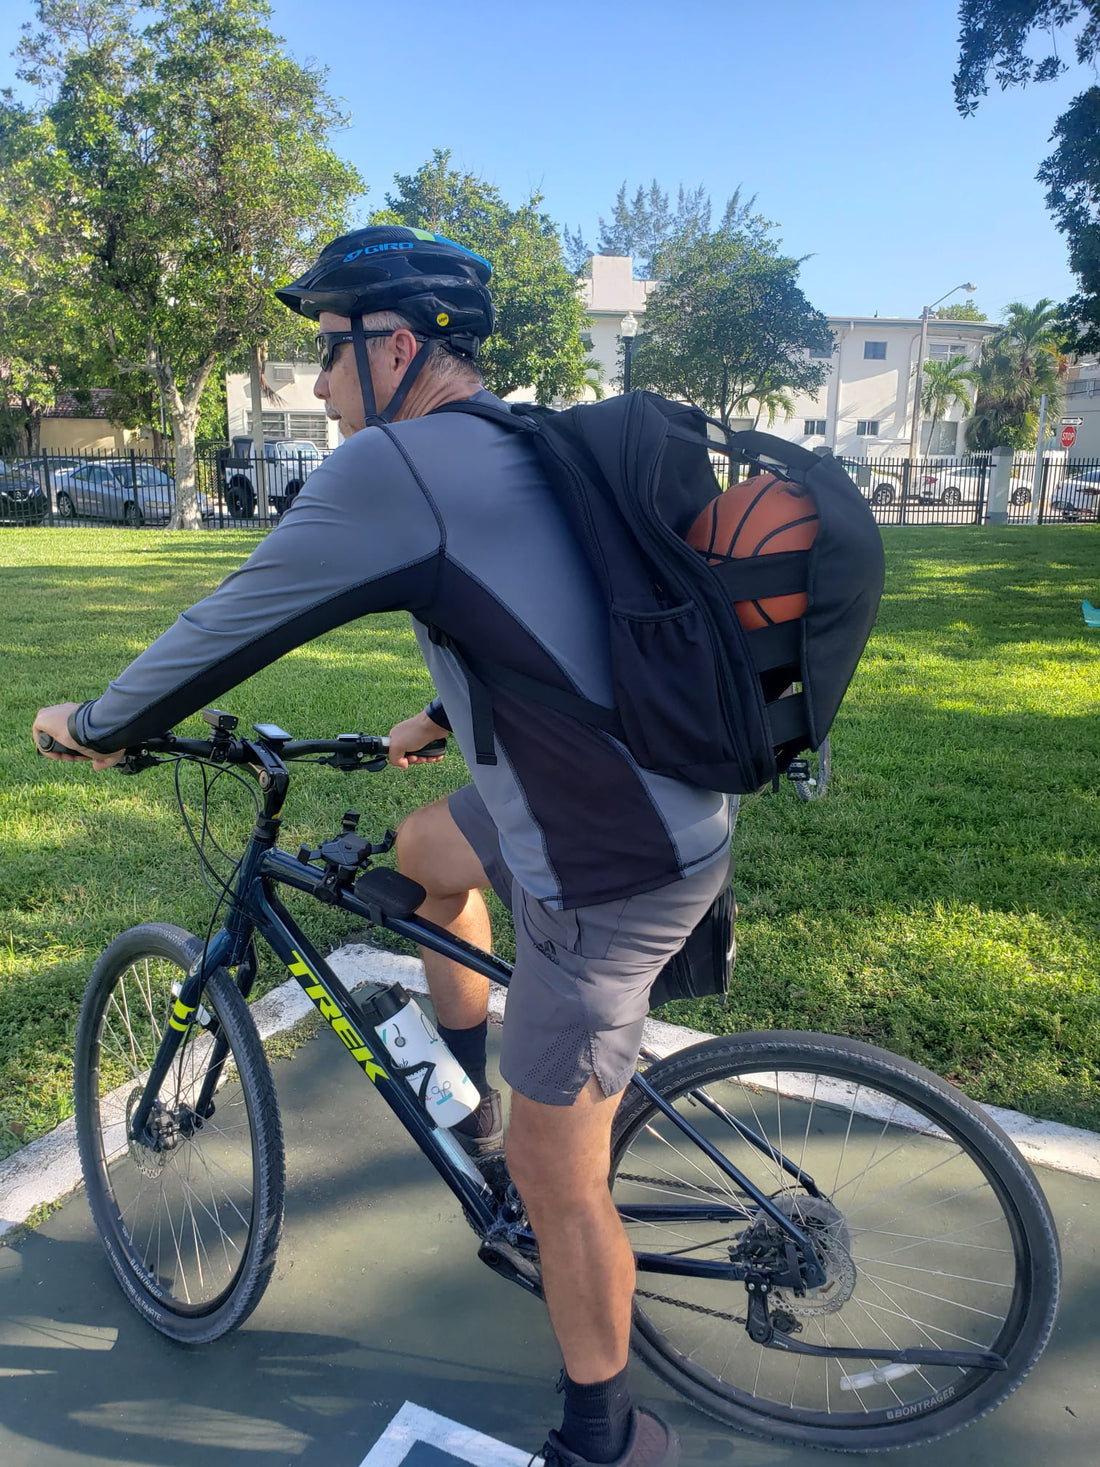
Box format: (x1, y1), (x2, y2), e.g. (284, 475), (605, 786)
(507, 1077), (634, 1382)
(395, 796), (492, 1028)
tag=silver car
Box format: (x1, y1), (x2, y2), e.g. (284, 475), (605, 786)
(1051, 465), (1100, 521)
(54, 461), (211, 526)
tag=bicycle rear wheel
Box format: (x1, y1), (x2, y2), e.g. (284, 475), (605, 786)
(612, 1032), (1059, 1452)
(74, 923), (285, 1342)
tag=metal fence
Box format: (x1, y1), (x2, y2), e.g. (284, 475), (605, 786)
(0, 444), (331, 529)
(2, 443), (1099, 530)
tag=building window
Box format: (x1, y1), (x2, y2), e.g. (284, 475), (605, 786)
(928, 342), (968, 362)
(809, 343), (833, 359)
(856, 420), (879, 436)
(863, 341), (887, 360)
(248, 410), (330, 446)
(927, 420), (959, 455)
(804, 419), (827, 436)
(265, 362), (295, 386)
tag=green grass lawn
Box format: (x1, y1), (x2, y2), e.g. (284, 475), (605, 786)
(1, 524), (1098, 1156)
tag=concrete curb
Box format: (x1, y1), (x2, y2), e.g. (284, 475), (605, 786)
(2, 939), (1098, 1239)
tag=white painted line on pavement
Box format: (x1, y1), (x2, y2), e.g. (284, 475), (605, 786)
(358, 1398), (538, 1466)
(2, 939), (1099, 1241)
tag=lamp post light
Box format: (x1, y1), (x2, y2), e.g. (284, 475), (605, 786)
(620, 311), (638, 394)
(907, 282), (977, 464)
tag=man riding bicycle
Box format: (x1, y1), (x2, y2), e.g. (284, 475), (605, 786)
(34, 225), (735, 1467)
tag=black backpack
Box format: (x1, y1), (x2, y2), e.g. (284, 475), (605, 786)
(433, 390), (885, 795)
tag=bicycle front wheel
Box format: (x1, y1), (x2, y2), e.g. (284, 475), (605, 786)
(74, 923), (285, 1342)
(612, 1032), (1059, 1452)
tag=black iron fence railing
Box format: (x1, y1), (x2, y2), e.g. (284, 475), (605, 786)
(0, 444), (333, 529)
(2, 445), (1098, 530)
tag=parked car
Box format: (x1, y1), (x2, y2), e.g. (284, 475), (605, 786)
(0, 467), (50, 524)
(54, 460), (213, 526)
(1051, 465), (1100, 520)
(214, 436), (324, 519)
(916, 461), (1032, 507)
(838, 458), (908, 507)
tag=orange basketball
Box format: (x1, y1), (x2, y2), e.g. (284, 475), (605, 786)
(685, 472), (819, 630)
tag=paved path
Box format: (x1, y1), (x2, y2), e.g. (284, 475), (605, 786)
(1, 1017), (1097, 1467)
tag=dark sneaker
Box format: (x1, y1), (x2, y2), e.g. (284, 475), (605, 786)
(453, 1087), (504, 1160)
(535, 1407), (680, 1467)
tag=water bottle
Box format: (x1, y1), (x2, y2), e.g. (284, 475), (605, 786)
(358, 983), (478, 1129)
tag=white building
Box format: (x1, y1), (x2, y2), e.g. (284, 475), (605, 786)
(580, 255), (998, 458)
(1061, 356), (1100, 457)
(225, 359), (339, 449)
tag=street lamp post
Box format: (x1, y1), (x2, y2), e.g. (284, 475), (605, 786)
(907, 282), (977, 464)
(620, 311), (638, 394)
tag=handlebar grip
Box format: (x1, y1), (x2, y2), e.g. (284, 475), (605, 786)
(37, 731), (86, 758)
(379, 736), (448, 759)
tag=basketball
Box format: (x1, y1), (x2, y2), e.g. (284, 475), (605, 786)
(685, 472), (819, 629)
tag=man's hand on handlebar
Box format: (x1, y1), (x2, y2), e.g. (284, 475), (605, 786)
(33, 703), (125, 770)
(386, 710), (449, 769)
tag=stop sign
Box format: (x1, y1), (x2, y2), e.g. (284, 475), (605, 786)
(1061, 424), (1077, 448)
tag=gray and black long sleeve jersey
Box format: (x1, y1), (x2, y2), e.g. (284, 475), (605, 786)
(71, 391), (732, 909)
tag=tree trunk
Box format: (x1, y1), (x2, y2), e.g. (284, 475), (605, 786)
(163, 358), (217, 530)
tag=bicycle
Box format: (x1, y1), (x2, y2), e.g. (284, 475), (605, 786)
(47, 710), (1060, 1455)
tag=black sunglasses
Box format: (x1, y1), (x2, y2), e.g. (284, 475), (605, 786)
(315, 328), (428, 372)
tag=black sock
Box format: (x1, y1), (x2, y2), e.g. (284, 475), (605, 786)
(559, 1364), (633, 1464)
(437, 1018), (489, 1097)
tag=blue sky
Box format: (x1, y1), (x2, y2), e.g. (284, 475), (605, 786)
(1, 0), (1091, 319)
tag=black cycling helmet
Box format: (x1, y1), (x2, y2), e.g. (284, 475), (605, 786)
(277, 225), (495, 425)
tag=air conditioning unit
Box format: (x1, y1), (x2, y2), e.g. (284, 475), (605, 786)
(265, 363), (295, 386)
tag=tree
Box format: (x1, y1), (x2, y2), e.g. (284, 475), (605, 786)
(920, 355), (977, 454)
(629, 227), (833, 427)
(375, 150), (590, 404)
(965, 300), (1066, 450)
(955, 1), (1100, 350)
(5, 0), (361, 525)
(936, 299), (987, 321)
(564, 179), (768, 280)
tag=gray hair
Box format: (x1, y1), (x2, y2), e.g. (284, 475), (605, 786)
(360, 309), (483, 388)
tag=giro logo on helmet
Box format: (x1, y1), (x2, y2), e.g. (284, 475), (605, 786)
(342, 241), (415, 263)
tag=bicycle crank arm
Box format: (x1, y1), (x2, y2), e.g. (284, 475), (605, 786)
(759, 1333), (1007, 1371)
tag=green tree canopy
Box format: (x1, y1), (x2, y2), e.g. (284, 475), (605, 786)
(955, 1), (1100, 351)
(629, 227), (832, 427)
(568, 179), (769, 279)
(966, 300), (1066, 450)
(374, 149), (589, 405)
(936, 299), (987, 321)
(3, 0), (361, 523)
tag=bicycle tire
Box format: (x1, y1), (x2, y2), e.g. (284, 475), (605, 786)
(74, 923), (285, 1342)
(793, 737), (831, 801)
(612, 1031), (1059, 1452)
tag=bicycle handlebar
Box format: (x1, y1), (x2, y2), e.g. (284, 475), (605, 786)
(37, 728), (448, 768)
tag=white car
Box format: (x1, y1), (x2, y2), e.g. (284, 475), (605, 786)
(1051, 465), (1100, 520)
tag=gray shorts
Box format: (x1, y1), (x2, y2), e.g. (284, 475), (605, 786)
(448, 784), (731, 1106)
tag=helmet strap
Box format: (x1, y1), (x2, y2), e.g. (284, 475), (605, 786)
(350, 315), (433, 427)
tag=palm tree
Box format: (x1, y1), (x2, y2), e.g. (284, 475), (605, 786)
(966, 300), (1067, 451)
(995, 299), (1064, 381)
(921, 354), (977, 455)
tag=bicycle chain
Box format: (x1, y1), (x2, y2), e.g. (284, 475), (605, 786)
(635, 1287), (745, 1325)
(617, 1171), (738, 1198)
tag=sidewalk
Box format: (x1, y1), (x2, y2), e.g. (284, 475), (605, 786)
(1, 996), (1097, 1466)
